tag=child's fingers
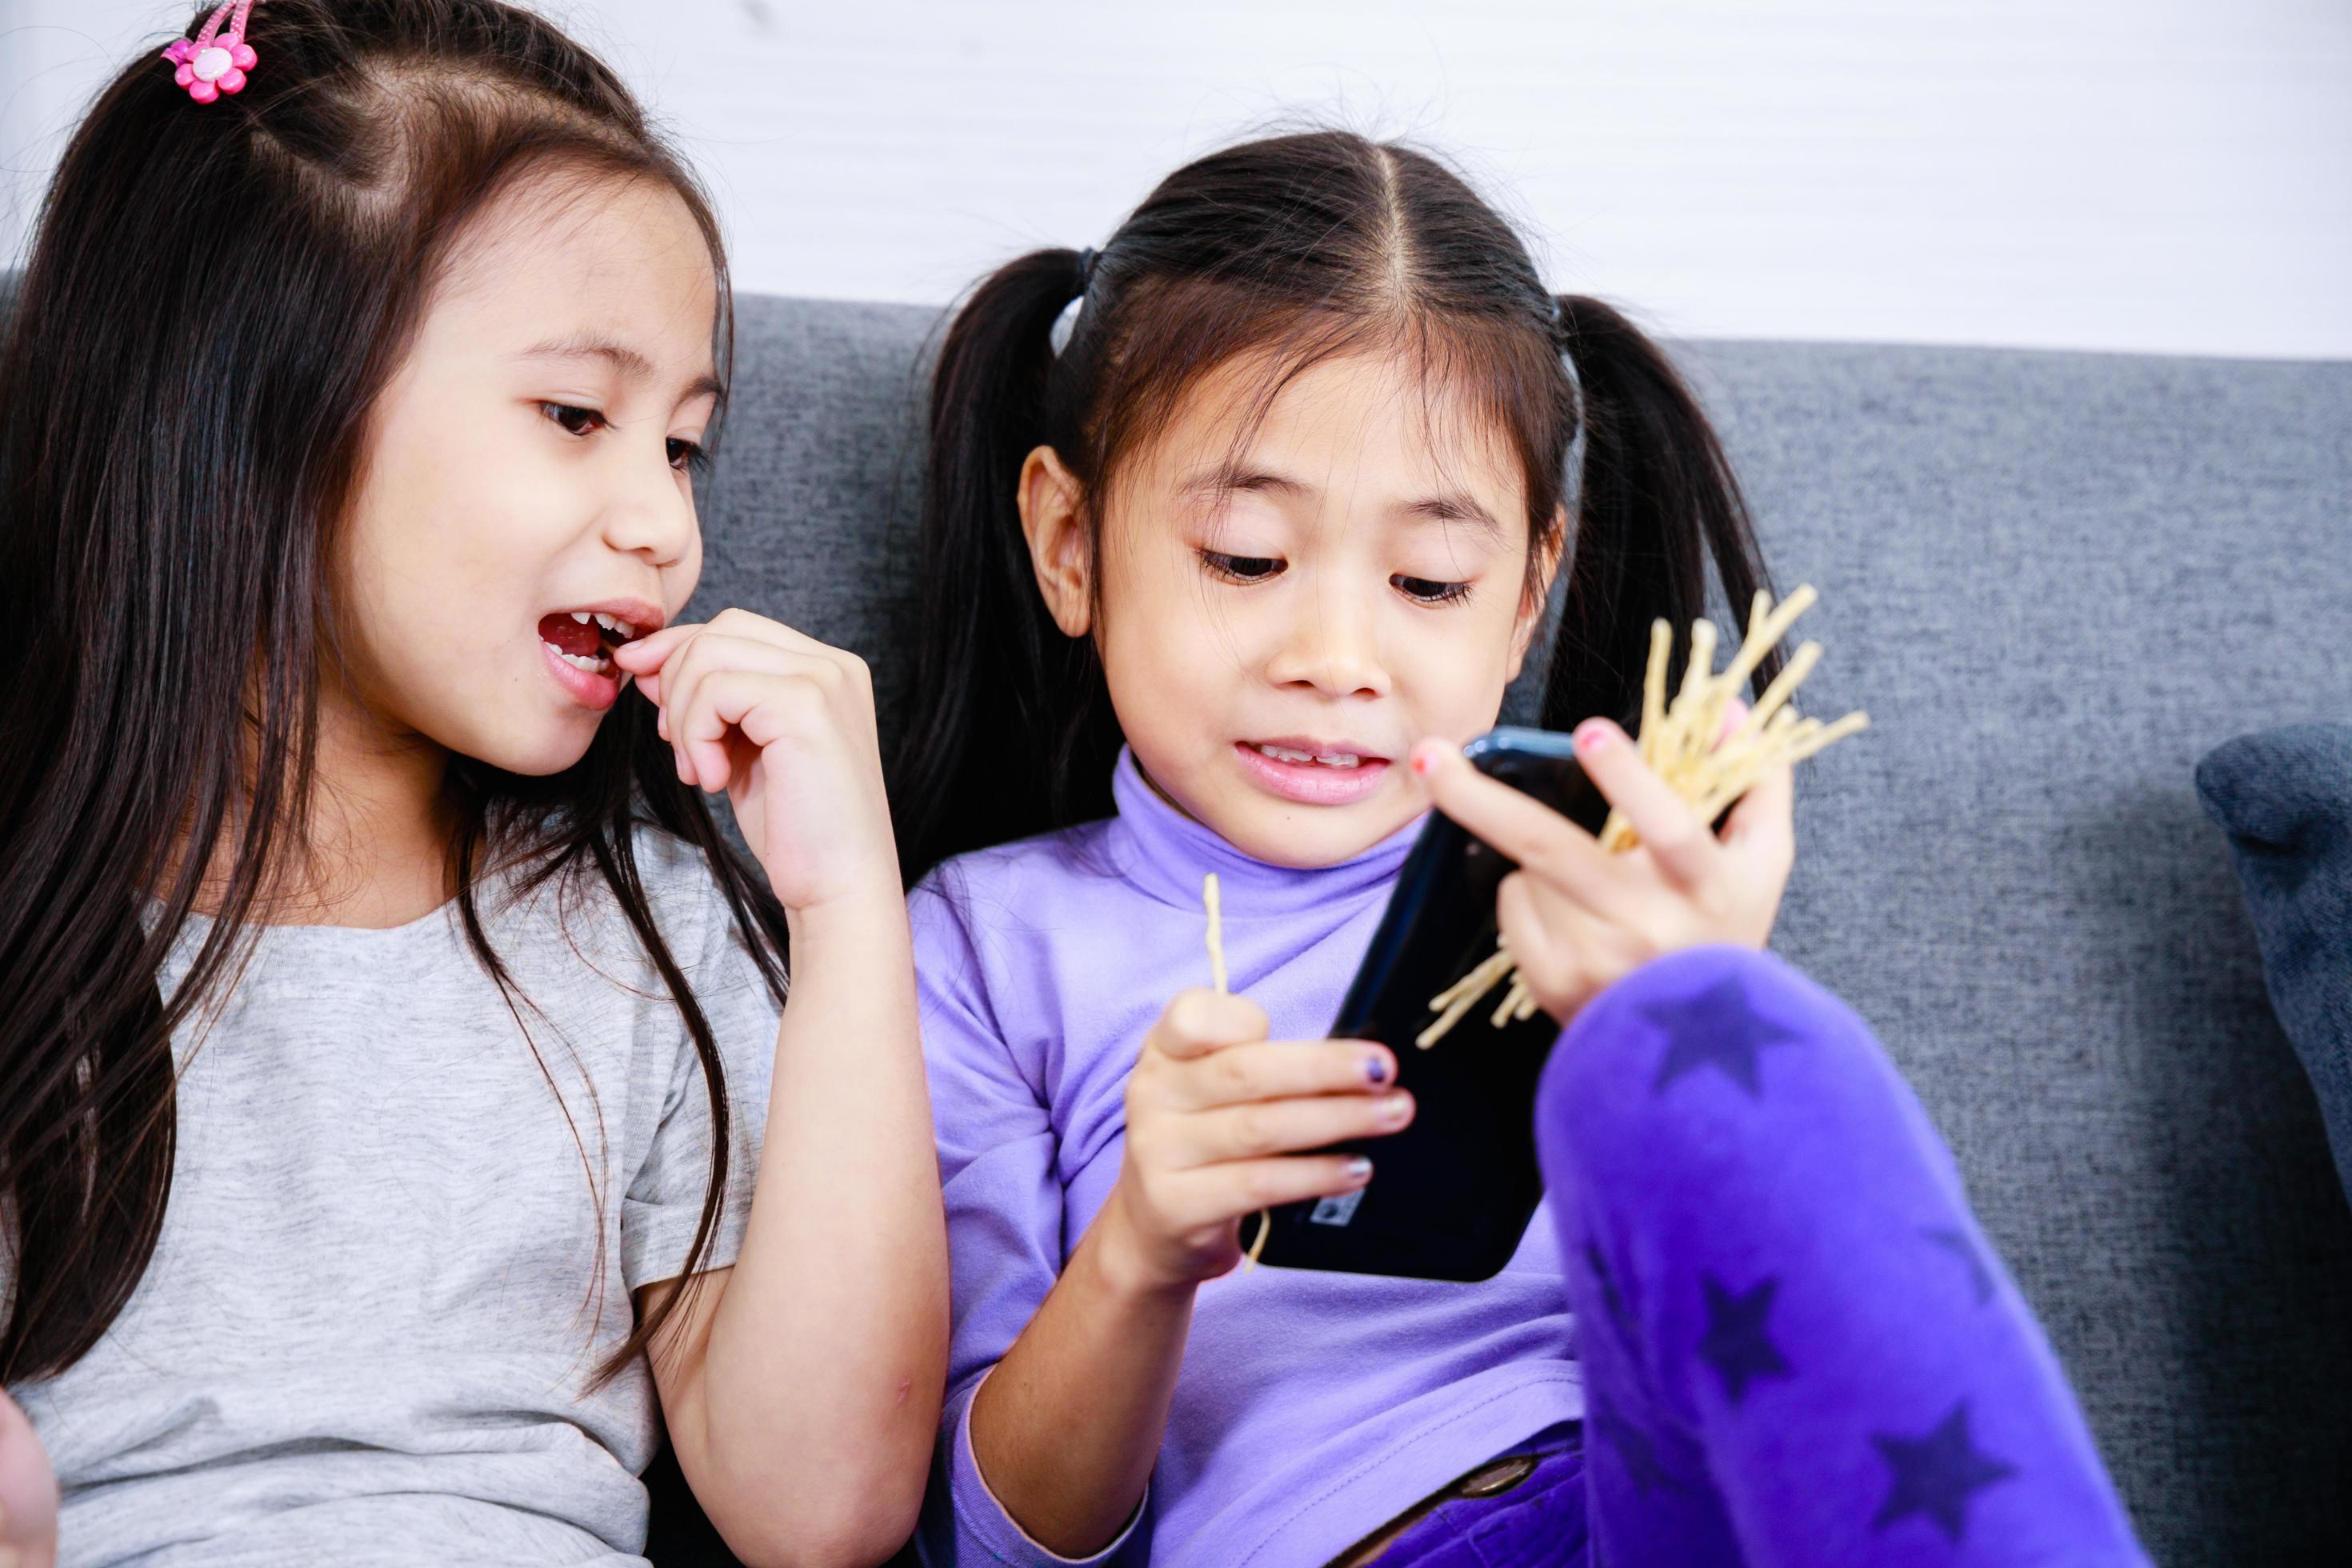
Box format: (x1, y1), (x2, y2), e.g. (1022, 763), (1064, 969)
(1564, 718), (1718, 888)
(662, 638), (853, 790)
(1410, 742), (1634, 916)
(1160, 1038), (1394, 1110)
(615, 607), (866, 676)
(700, 605), (873, 666)
(609, 621), (699, 694)
(670, 666), (827, 792)
(1495, 870), (1575, 1006)
(1170, 1088), (1413, 1167)
(1497, 871), (1631, 1020)
(1145, 990), (1271, 1061)
(1170, 1154), (1376, 1229)
(1721, 756), (1797, 875)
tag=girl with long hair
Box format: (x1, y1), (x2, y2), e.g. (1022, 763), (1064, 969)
(0, 5), (944, 1562)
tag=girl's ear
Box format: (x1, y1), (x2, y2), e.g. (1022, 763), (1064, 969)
(1018, 445), (1093, 638)
(1506, 505), (1569, 680)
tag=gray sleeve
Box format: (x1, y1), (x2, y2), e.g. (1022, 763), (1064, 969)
(621, 872), (782, 1291)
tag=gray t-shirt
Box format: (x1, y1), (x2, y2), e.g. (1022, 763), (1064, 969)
(6, 829), (780, 1565)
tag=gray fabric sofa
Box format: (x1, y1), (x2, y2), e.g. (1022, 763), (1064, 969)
(688, 297), (2352, 1563)
(6, 274), (2345, 1559)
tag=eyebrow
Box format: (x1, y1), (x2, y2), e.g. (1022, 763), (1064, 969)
(519, 334), (722, 403)
(1181, 462), (1502, 539)
(1178, 462), (1314, 505)
(1398, 491), (1503, 538)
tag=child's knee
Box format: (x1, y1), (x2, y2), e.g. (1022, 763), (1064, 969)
(1535, 945), (1890, 1176)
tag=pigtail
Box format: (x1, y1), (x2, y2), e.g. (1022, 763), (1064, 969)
(890, 249), (1106, 886)
(1539, 294), (1782, 732)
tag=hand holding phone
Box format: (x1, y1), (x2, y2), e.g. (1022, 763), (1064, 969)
(1410, 713), (1794, 1026)
(1250, 720), (1794, 1281)
(1094, 989), (1411, 1290)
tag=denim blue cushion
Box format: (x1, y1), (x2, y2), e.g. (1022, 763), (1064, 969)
(2198, 724), (2352, 1208)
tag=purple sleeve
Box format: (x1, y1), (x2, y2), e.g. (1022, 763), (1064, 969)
(910, 883), (1146, 1566)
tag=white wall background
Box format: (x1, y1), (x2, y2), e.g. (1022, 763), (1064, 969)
(6, 1), (2349, 358)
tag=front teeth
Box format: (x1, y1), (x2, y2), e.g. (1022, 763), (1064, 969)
(1254, 743), (1361, 768)
(562, 610), (640, 638)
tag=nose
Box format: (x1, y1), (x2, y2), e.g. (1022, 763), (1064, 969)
(1266, 586), (1390, 699)
(599, 430), (698, 568)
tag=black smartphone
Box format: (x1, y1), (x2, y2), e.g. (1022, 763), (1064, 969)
(1254, 726), (1610, 1281)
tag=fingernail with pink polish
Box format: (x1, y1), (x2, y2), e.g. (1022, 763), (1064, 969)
(1574, 719), (1618, 754)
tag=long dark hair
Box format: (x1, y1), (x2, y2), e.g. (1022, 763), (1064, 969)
(890, 130), (1782, 884)
(0, 0), (786, 1386)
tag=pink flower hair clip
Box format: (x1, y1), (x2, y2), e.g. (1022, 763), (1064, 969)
(162, 2), (266, 105)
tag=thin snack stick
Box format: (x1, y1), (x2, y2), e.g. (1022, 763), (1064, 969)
(1427, 944), (1516, 1014)
(1203, 872), (1228, 996)
(1666, 619), (1720, 777)
(1490, 973), (1535, 1029)
(1204, 873), (1274, 1268)
(1726, 641), (1822, 746)
(1690, 614), (1761, 762)
(1716, 583), (1818, 696)
(1420, 943), (1518, 1046)
(1782, 710), (1870, 765)
(1639, 619), (1672, 769)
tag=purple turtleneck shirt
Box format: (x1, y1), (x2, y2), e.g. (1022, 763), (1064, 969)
(910, 751), (1581, 1567)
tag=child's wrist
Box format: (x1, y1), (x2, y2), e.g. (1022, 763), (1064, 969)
(1088, 1191), (1198, 1305)
(782, 875), (910, 946)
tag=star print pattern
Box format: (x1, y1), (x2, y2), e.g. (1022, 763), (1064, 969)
(1696, 1274), (1792, 1405)
(1643, 974), (1811, 1098)
(1871, 1398), (2019, 1542)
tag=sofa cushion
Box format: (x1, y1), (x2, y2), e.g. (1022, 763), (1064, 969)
(2198, 724), (2352, 1209)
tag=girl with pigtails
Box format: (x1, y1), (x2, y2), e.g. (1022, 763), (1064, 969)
(0, 4), (943, 1562)
(894, 130), (2146, 1567)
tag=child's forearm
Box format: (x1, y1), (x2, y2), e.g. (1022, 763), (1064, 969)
(692, 891), (950, 1562)
(968, 1207), (1197, 1558)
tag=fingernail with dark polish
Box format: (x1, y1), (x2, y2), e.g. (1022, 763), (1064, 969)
(1364, 1054), (1391, 1084)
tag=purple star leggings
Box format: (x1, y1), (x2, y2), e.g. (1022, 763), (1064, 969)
(1374, 946), (2150, 1567)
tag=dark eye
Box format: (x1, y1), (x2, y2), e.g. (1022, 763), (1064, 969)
(542, 402), (606, 437)
(1199, 550), (1285, 584)
(667, 437), (708, 474)
(1394, 574), (1472, 606)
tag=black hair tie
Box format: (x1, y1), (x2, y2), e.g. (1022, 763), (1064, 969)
(1074, 247), (1100, 295)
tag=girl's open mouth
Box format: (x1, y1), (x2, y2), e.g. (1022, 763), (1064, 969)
(1234, 739), (1393, 806)
(538, 609), (650, 710)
